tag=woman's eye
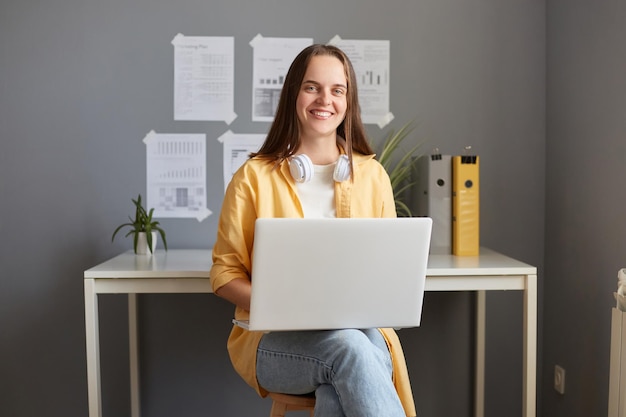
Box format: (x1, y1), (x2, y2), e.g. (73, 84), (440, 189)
(305, 85), (317, 92)
(333, 88), (345, 96)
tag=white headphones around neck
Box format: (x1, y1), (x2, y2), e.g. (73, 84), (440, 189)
(289, 154), (351, 183)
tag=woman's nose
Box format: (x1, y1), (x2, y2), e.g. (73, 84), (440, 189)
(316, 90), (332, 105)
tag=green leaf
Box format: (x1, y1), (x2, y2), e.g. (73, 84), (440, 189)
(376, 119), (424, 217)
(111, 222), (134, 242)
(133, 231), (139, 254)
(112, 193), (168, 252)
(145, 230), (153, 253)
(155, 226), (168, 250)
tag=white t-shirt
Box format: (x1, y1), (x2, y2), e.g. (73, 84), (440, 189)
(296, 163), (336, 218)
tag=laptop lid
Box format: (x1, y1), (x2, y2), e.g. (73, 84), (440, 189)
(238, 217), (432, 332)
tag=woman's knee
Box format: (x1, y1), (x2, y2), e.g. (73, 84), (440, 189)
(326, 329), (369, 351)
(325, 329), (386, 366)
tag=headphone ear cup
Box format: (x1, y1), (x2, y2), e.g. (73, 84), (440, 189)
(333, 154), (351, 182)
(289, 154), (314, 183)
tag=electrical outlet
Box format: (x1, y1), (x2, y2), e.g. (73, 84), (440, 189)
(554, 365), (566, 394)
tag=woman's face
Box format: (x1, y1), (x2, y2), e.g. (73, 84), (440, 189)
(295, 55), (348, 141)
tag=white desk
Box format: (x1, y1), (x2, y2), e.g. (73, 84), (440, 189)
(84, 248), (537, 417)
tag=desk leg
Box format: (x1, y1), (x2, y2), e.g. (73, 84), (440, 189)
(85, 279), (102, 417)
(475, 290), (486, 417)
(523, 275), (538, 417)
(129, 294), (141, 417)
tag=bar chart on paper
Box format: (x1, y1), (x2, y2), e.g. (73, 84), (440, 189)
(331, 38), (392, 126)
(144, 131), (211, 220)
(361, 69), (388, 86)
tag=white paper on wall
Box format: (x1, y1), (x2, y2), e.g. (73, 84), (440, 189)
(143, 130), (212, 221)
(172, 34), (237, 123)
(328, 36), (394, 128)
(218, 130), (265, 191)
(250, 34), (313, 122)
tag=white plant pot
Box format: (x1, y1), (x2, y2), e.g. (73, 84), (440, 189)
(136, 231), (157, 255)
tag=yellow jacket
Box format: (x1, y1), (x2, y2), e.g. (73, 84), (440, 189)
(210, 153), (417, 417)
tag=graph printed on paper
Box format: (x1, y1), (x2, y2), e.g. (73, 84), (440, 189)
(146, 133), (207, 218)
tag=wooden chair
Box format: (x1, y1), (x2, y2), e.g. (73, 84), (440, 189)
(268, 392), (316, 417)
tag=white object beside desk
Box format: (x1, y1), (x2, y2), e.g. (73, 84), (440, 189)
(84, 248), (537, 417)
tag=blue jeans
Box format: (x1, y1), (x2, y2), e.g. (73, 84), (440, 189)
(256, 328), (406, 417)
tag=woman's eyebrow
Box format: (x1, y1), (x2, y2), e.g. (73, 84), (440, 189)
(302, 80), (347, 89)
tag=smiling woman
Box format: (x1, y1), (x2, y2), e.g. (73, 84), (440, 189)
(210, 44), (417, 417)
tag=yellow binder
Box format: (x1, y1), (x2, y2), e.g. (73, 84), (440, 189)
(452, 154), (479, 256)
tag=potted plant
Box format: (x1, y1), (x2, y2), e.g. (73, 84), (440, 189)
(111, 194), (168, 254)
(376, 120), (423, 217)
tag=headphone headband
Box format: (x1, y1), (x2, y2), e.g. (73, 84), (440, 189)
(289, 154), (350, 183)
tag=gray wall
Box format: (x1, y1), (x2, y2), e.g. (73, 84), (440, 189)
(543, 1), (626, 416)
(0, 1), (546, 416)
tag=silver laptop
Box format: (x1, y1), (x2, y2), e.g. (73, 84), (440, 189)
(234, 217), (432, 332)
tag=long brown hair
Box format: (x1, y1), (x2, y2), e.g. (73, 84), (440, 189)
(251, 44), (374, 168)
